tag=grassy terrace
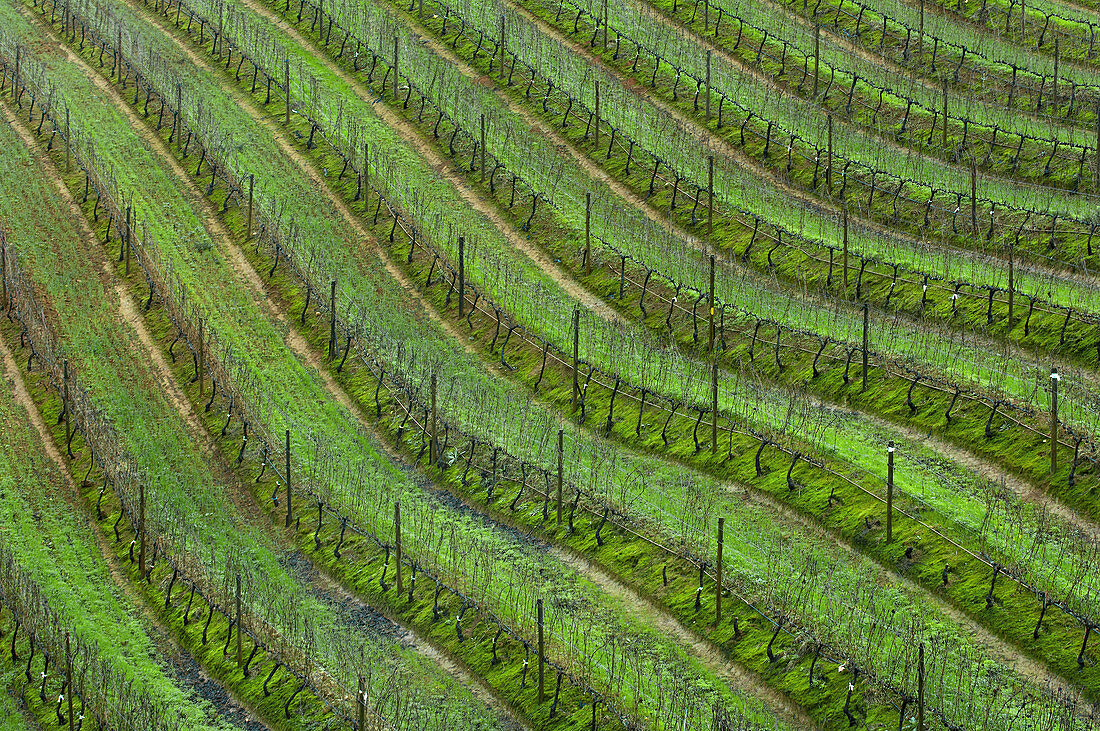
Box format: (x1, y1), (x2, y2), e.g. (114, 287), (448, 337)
(0, 116), (241, 731)
(162, 0), (1100, 611)
(217, 0), (1100, 436)
(0, 15), (525, 730)
(0, 3), (805, 728)
(0, 0), (1097, 720)
(30, 0), (1100, 725)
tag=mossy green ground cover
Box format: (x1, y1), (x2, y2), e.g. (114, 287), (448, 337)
(227, 0), (1100, 668)
(4, 0), (1095, 721)
(4, 4), (805, 725)
(0, 17), (514, 728)
(0, 109), (256, 731)
(82, 5), (1100, 728)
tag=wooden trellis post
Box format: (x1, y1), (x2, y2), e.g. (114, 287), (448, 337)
(1095, 100), (1100, 192)
(715, 517), (724, 622)
(537, 598), (545, 703)
(499, 17), (506, 79)
(594, 80), (600, 150)
(813, 25), (820, 97)
(480, 114), (486, 183)
(66, 634), (73, 731)
(1051, 368), (1059, 473)
(246, 174), (254, 240)
(572, 307), (580, 406)
(65, 108), (71, 173)
(705, 51), (712, 121)
(395, 500), (403, 593)
(861, 302), (869, 391)
(124, 206), (131, 276)
(198, 318), (205, 396)
(1053, 38), (1059, 112)
(602, 0), (608, 49)
(886, 441), (895, 542)
(942, 80), (948, 149)
(285, 429), (292, 527)
(918, 642), (925, 730)
(1007, 242), (1014, 321)
(328, 280), (337, 360)
(707, 253), (715, 352)
(430, 372), (438, 465)
(63, 360), (70, 453)
(584, 192), (592, 277)
(842, 208), (848, 294)
(458, 236), (465, 317)
(176, 84), (182, 152)
(357, 676), (366, 730)
(356, 677), (365, 725)
(138, 482), (146, 575)
(393, 36), (399, 100)
(707, 156), (714, 236)
(710, 359), (718, 454)
(970, 161), (978, 234)
(556, 428), (564, 527)
(1, 233), (6, 311)
(826, 114), (833, 192)
(918, 0), (924, 63)
(235, 573), (242, 667)
(284, 57), (290, 124)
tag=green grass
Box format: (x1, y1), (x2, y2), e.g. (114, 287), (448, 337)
(2, 5), (808, 727)
(0, 17), (517, 727)
(260, 0), (1100, 427)
(638, 0), (1098, 183)
(79, 2), (1100, 725)
(8, 0), (1100, 721)
(219, 0), (1100, 625)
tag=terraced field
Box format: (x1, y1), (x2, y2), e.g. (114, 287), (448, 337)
(1, 0), (1099, 724)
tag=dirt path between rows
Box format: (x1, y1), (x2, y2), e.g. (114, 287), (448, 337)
(109, 3), (819, 724)
(385, 0), (1100, 402)
(106, 0), (1089, 716)
(236, 0), (623, 325)
(513, 0), (1100, 300)
(76, 4), (531, 724)
(1, 95), (273, 730)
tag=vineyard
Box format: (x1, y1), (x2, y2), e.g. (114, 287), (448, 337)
(0, 0), (1098, 723)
